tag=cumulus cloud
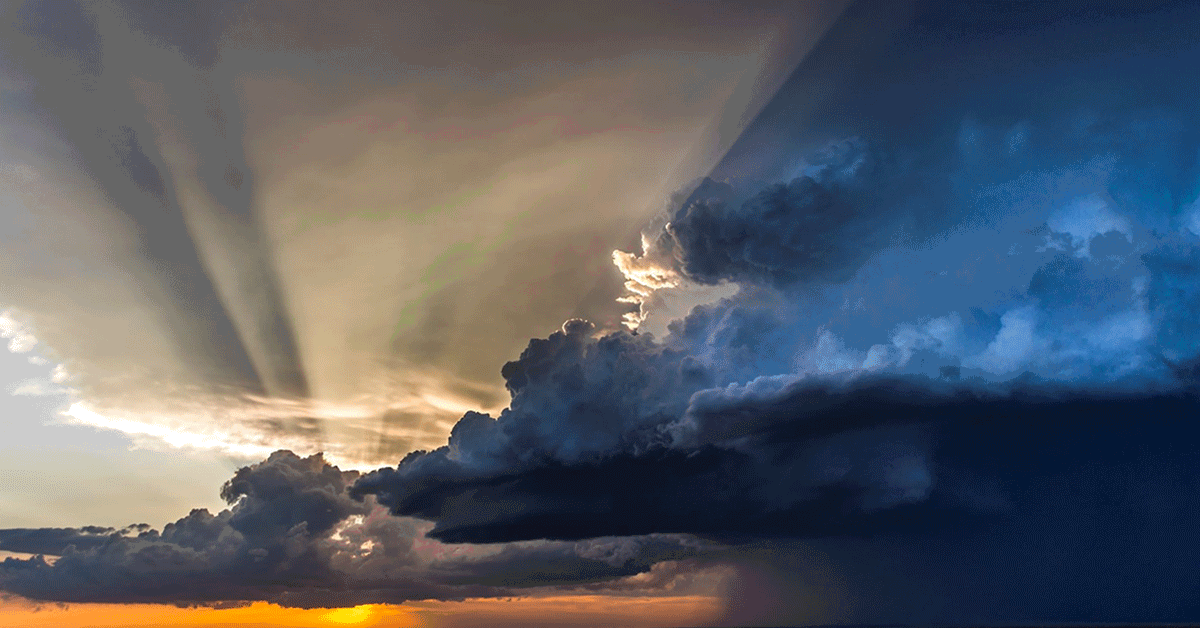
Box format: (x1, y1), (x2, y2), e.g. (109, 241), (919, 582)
(613, 138), (895, 324)
(0, 310), (37, 354)
(0, 525), (150, 556)
(0, 451), (710, 606)
(412, 2), (1200, 619)
(661, 142), (875, 288)
(351, 1), (1200, 561)
(352, 102), (1200, 545)
(354, 344), (1193, 544)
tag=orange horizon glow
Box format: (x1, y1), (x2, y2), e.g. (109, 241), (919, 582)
(0, 594), (724, 628)
(0, 600), (420, 628)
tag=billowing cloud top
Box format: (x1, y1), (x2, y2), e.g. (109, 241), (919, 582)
(350, 0), (1200, 620)
(0, 451), (712, 607)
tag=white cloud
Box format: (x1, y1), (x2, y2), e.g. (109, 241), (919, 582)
(963, 306), (1042, 375)
(10, 378), (65, 397)
(49, 363), (70, 384)
(613, 242), (683, 330)
(0, 309), (37, 353)
(890, 312), (966, 366)
(797, 328), (862, 374)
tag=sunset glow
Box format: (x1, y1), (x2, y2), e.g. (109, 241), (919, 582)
(0, 595), (722, 628)
(320, 605), (382, 625)
(0, 600), (421, 628)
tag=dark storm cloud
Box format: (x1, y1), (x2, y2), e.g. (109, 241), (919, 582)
(352, 96), (1200, 544)
(715, 0), (1200, 184)
(0, 524), (149, 556)
(424, 535), (710, 589)
(350, 0), (1200, 594)
(353, 352), (1197, 544)
(631, 1), (1200, 622)
(1, 452), (366, 605)
(0, 451), (707, 606)
(713, 408), (1200, 626)
(351, 317), (1200, 622)
(675, 0), (1200, 312)
(649, 138), (890, 288)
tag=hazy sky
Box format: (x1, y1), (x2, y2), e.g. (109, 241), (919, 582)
(5, 1), (1200, 626)
(0, 0), (843, 500)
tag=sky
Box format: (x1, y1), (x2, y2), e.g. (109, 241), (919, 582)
(3, 0), (1200, 626)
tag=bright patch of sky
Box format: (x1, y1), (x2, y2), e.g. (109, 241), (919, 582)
(0, 310), (234, 528)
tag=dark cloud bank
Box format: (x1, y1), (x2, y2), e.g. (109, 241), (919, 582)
(1, 451), (709, 607)
(360, 0), (1200, 621)
(8, 0), (1200, 624)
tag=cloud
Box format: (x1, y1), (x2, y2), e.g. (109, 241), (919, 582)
(960, 306), (1043, 375)
(0, 311), (37, 354)
(613, 139), (897, 323)
(8, 379), (67, 397)
(661, 139), (884, 288)
(0, 451), (710, 606)
(0, 525), (149, 556)
(350, 94), (1200, 545)
(350, 0), (1200, 561)
(354, 350), (1196, 543)
(8, 0), (1200, 623)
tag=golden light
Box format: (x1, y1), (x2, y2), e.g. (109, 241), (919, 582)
(321, 605), (378, 625)
(0, 594), (721, 628)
